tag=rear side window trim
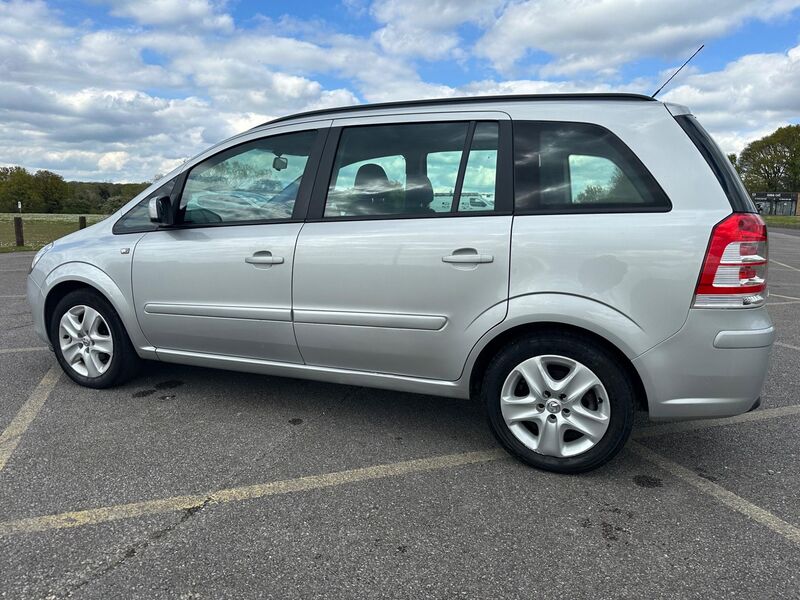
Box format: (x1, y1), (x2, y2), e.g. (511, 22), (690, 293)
(512, 120), (672, 215)
(674, 115), (756, 213)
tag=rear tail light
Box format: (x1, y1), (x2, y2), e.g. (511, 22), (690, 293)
(693, 213), (768, 308)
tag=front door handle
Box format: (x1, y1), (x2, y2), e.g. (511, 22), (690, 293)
(442, 249), (494, 264)
(245, 251), (284, 265)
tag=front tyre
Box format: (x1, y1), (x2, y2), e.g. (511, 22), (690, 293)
(482, 332), (634, 474)
(49, 289), (140, 388)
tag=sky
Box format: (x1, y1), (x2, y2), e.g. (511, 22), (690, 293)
(1, 0), (799, 182)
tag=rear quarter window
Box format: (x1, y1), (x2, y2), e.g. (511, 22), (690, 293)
(513, 121), (671, 213)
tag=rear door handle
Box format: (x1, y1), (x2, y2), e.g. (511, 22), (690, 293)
(442, 250), (494, 264)
(245, 251), (284, 265)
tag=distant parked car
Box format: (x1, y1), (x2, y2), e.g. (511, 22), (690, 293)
(28, 94), (774, 473)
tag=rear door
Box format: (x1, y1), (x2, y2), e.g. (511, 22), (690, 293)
(292, 112), (512, 380)
(131, 124), (328, 362)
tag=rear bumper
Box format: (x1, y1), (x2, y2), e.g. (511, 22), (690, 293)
(633, 307), (774, 420)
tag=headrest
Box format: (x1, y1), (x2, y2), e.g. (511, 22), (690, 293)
(354, 164), (390, 191)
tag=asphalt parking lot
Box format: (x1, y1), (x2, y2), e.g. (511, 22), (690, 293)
(1, 231), (799, 599)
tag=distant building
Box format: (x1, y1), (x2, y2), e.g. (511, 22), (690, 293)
(751, 192), (799, 216)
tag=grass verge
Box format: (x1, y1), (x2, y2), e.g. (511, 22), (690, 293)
(764, 215), (800, 230)
(0, 213), (107, 252)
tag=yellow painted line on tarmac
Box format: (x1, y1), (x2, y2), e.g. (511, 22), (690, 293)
(0, 366), (60, 472)
(0, 449), (507, 536)
(0, 346), (48, 355)
(630, 442), (800, 548)
(634, 404), (800, 439)
(2, 393), (798, 538)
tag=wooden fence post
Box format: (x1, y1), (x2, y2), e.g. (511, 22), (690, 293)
(79, 216), (87, 229)
(13, 216), (24, 247)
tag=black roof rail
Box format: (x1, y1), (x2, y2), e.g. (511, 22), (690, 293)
(251, 93), (656, 130)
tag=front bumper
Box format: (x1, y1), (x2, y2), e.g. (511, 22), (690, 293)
(633, 307), (774, 420)
(26, 275), (50, 347)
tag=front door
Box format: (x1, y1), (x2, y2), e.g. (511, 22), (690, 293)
(292, 114), (513, 380)
(132, 126), (326, 362)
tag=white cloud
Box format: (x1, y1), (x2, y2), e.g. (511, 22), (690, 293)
(97, 151), (129, 171)
(662, 44), (800, 153)
(477, 0), (800, 75)
(371, 0), (504, 59)
(103, 0), (234, 31)
(0, 0), (797, 181)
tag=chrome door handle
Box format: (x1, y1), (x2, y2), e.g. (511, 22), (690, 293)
(245, 252), (284, 265)
(442, 252), (494, 264)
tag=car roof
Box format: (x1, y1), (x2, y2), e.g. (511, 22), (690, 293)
(251, 93), (656, 130)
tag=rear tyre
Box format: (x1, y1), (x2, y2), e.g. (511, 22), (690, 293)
(49, 289), (140, 389)
(482, 331), (634, 474)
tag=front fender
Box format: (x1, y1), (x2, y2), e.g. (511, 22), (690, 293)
(42, 261), (154, 358)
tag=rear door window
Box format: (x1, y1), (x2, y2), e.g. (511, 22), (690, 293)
(323, 121), (501, 218)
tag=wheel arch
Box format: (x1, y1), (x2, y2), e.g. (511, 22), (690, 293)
(468, 321), (649, 412)
(42, 262), (151, 356)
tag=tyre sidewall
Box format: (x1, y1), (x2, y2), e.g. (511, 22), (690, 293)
(49, 290), (132, 389)
(483, 334), (634, 474)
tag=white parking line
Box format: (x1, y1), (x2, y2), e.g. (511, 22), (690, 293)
(771, 259), (800, 272)
(0, 295), (26, 298)
(775, 341), (800, 352)
(771, 293), (800, 300)
(634, 404), (800, 439)
(630, 442), (800, 547)
(0, 366), (60, 472)
(0, 347), (48, 355)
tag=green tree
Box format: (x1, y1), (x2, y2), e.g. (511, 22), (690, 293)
(0, 166), (41, 212)
(33, 169), (68, 213)
(575, 184), (607, 203)
(727, 153), (744, 176)
(738, 125), (800, 192)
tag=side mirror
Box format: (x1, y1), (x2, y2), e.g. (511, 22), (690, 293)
(148, 196), (174, 226)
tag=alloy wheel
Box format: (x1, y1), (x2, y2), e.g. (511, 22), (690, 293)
(500, 355), (611, 458)
(58, 305), (114, 378)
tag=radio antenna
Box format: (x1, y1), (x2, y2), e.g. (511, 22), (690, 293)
(651, 44), (704, 98)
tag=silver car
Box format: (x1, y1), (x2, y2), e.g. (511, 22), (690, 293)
(27, 94), (774, 473)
